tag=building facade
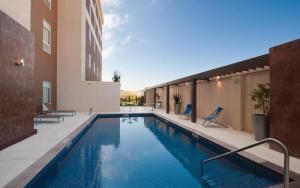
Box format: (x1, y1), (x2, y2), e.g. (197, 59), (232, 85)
(31, 0), (58, 111)
(0, 0), (120, 150)
(1, 0), (110, 113)
(57, 0), (119, 112)
(85, 0), (103, 81)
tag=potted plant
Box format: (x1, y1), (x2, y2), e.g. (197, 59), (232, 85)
(173, 93), (181, 114)
(250, 83), (270, 141)
(156, 93), (160, 101)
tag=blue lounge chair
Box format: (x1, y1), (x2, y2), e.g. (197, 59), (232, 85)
(179, 104), (192, 119)
(202, 107), (225, 127)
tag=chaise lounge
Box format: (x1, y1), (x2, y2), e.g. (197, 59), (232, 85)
(34, 113), (65, 124)
(44, 104), (76, 116)
(179, 104), (192, 119)
(202, 106), (226, 127)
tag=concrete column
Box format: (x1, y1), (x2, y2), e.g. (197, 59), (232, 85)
(166, 85), (170, 113)
(191, 79), (197, 123)
(153, 88), (156, 109)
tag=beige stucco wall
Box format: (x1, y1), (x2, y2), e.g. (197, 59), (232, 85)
(0, 0), (31, 30)
(169, 84), (191, 113)
(145, 89), (155, 104)
(156, 87), (166, 109)
(196, 70), (269, 131)
(57, 0), (120, 112)
(58, 81), (120, 112)
(147, 69), (269, 132)
(243, 70), (270, 132)
(197, 76), (243, 130)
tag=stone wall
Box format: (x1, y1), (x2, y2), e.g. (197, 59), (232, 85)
(0, 10), (36, 150)
(269, 39), (300, 158)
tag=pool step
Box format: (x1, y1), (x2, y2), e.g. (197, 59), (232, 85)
(201, 173), (275, 188)
(201, 175), (220, 188)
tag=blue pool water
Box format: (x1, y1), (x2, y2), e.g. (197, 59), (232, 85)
(29, 115), (282, 188)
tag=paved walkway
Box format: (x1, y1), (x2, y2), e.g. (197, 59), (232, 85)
(0, 113), (91, 187)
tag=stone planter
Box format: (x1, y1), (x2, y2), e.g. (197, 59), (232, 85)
(252, 114), (269, 141)
(174, 103), (180, 114)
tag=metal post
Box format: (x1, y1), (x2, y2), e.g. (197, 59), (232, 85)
(200, 138), (289, 188)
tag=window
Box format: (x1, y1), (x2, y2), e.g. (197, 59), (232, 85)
(89, 29), (92, 44)
(43, 81), (51, 104)
(43, 19), (51, 54)
(89, 3), (92, 16)
(93, 61), (96, 73)
(88, 54), (91, 68)
(86, 0), (90, 13)
(43, 0), (52, 10)
(93, 40), (96, 51)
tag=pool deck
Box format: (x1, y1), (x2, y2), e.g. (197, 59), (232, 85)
(0, 113), (92, 187)
(151, 110), (300, 182)
(0, 108), (300, 187)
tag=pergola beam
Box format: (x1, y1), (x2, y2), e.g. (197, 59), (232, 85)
(147, 54), (269, 89)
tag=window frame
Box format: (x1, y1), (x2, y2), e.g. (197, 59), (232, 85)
(43, 81), (51, 104)
(93, 61), (96, 73)
(43, 19), (51, 54)
(88, 54), (91, 68)
(43, 0), (52, 10)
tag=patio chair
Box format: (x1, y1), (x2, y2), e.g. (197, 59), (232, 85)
(202, 107), (225, 127)
(179, 104), (192, 119)
(43, 104), (76, 116)
(34, 113), (65, 124)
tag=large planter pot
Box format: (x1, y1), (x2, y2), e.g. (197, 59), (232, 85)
(252, 114), (269, 141)
(174, 103), (180, 114)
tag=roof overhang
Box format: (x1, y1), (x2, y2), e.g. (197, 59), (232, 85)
(147, 54), (269, 89)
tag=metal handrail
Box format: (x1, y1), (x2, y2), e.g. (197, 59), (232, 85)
(200, 138), (289, 188)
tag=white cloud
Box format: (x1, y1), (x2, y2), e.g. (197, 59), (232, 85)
(103, 0), (122, 7)
(104, 13), (128, 30)
(103, 45), (116, 59)
(121, 35), (133, 45)
(103, 32), (112, 40)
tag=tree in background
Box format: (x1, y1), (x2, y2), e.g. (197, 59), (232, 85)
(112, 70), (121, 82)
(138, 96), (145, 106)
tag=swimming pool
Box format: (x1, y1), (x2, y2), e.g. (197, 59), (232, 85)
(27, 114), (282, 188)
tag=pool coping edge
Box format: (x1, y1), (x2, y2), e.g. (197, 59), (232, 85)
(152, 112), (300, 188)
(4, 114), (98, 188)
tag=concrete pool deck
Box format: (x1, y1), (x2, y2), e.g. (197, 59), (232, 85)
(0, 113), (92, 187)
(0, 109), (300, 187)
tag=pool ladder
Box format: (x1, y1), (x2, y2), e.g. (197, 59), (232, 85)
(200, 138), (289, 188)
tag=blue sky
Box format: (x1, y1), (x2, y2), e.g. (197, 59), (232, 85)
(102, 0), (300, 91)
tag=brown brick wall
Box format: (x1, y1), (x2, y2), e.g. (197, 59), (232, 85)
(269, 39), (300, 158)
(0, 10), (37, 150)
(31, 0), (58, 112)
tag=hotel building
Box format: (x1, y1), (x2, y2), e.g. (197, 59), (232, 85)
(0, 0), (120, 149)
